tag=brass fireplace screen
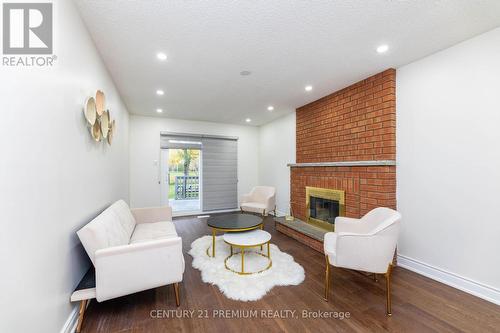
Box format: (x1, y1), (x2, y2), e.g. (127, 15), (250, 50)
(305, 187), (345, 231)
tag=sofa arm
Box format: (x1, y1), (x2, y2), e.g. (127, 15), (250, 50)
(131, 206), (172, 223)
(94, 237), (184, 302)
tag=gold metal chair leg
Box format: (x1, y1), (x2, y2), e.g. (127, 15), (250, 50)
(267, 242), (270, 258)
(173, 283), (180, 307)
(324, 255), (330, 301)
(230, 245), (233, 256)
(76, 299), (88, 333)
(385, 264), (393, 316)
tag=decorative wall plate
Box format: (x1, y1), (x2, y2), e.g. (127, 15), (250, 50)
(84, 97), (97, 126)
(100, 110), (110, 138)
(91, 120), (102, 142)
(84, 91), (115, 145)
(95, 90), (105, 116)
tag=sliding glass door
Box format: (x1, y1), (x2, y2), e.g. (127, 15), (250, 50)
(165, 148), (201, 213)
(160, 133), (238, 213)
(160, 136), (203, 213)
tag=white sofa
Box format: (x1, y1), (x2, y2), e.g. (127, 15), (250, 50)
(323, 207), (401, 315)
(73, 200), (184, 332)
(240, 186), (276, 216)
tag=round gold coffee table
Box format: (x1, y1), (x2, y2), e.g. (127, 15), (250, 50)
(207, 213), (263, 258)
(223, 229), (272, 275)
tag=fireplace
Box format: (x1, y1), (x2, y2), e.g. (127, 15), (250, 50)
(306, 187), (345, 231)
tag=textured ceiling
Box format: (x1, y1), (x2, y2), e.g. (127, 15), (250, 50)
(74, 0), (500, 126)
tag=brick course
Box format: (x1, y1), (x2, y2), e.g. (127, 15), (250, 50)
(291, 69), (396, 220)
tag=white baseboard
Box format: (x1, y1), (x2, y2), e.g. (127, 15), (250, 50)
(60, 304), (79, 333)
(397, 254), (500, 305)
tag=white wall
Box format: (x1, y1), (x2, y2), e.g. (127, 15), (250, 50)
(258, 113), (296, 216)
(129, 115), (259, 209)
(0, 1), (130, 332)
(397, 28), (500, 302)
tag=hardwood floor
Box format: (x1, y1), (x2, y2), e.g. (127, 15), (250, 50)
(82, 215), (500, 332)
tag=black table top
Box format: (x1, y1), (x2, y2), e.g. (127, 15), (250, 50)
(207, 213), (263, 230)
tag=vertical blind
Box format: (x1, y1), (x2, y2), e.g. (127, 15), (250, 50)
(160, 133), (238, 211)
(201, 137), (238, 211)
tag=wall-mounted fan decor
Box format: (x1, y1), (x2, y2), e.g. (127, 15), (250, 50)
(83, 90), (116, 145)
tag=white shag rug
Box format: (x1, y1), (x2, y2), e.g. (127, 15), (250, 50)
(189, 235), (305, 301)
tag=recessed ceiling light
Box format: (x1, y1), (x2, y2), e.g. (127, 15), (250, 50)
(245, 118), (252, 123)
(240, 70), (252, 76)
(156, 89), (164, 96)
(376, 44), (389, 54)
(156, 108), (163, 113)
(156, 52), (167, 61)
(305, 85), (313, 92)
(267, 106), (274, 111)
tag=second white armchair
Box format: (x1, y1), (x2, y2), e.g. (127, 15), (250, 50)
(240, 186), (276, 216)
(323, 207), (401, 315)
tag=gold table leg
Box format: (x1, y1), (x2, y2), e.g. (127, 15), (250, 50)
(241, 248), (245, 274)
(212, 229), (216, 257)
(260, 224), (264, 250)
(267, 242), (270, 258)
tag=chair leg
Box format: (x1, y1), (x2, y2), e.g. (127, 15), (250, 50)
(385, 264), (393, 316)
(173, 283), (180, 307)
(324, 255), (330, 301)
(76, 299), (88, 333)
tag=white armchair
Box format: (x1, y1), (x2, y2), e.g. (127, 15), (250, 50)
(323, 207), (401, 315)
(240, 186), (276, 216)
(74, 200), (184, 332)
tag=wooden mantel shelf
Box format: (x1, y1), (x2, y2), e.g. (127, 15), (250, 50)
(287, 160), (396, 167)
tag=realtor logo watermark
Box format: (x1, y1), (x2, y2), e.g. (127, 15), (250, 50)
(2, 2), (56, 66)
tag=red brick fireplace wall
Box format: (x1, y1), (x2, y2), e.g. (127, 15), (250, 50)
(291, 69), (396, 220)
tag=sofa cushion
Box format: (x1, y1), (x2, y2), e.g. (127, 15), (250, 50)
(77, 200), (137, 265)
(129, 221), (178, 244)
(110, 200), (137, 237)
